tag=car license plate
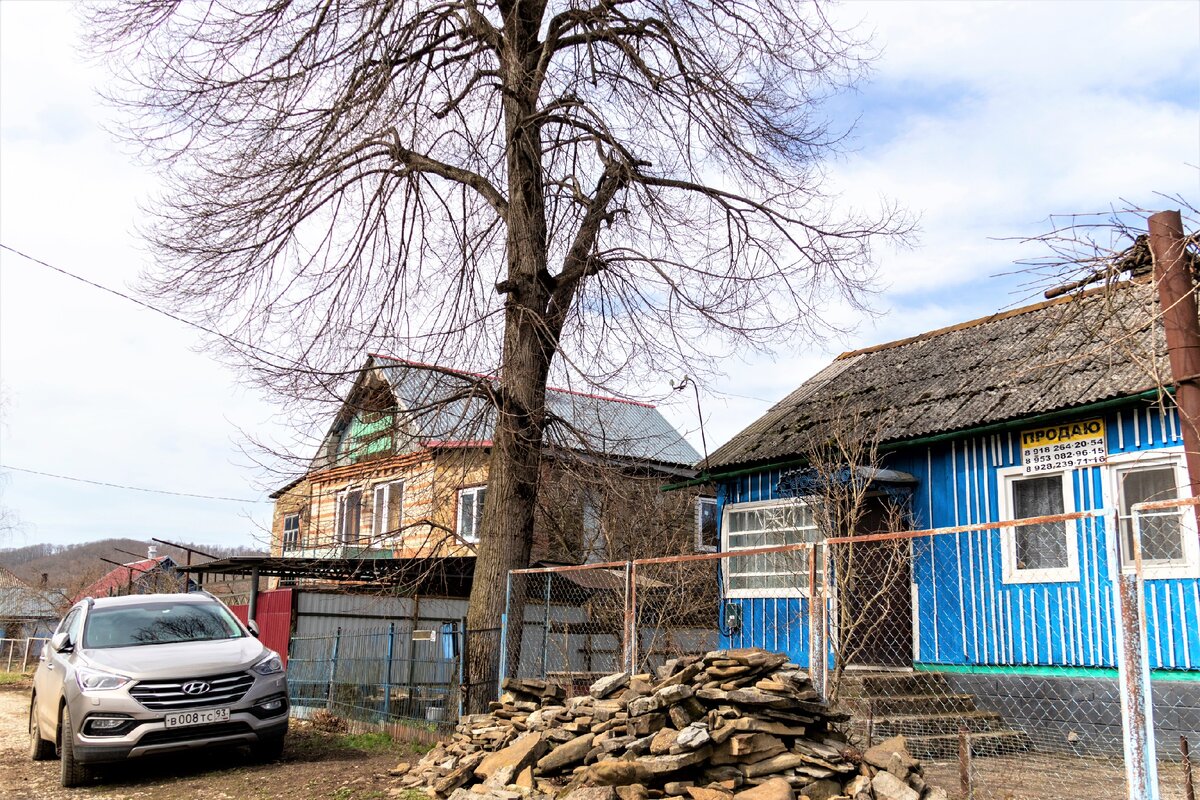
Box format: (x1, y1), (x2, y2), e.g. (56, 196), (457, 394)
(164, 708), (230, 729)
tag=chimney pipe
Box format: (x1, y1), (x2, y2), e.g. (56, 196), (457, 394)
(1148, 210), (1200, 528)
(147, 545), (158, 560)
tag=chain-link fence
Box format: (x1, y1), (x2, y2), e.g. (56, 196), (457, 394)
(287, 624), (460, 731)
(502, 502), (1199, 799)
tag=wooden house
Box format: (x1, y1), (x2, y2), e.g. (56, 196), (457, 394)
(270, 355), (707, 570)
(699, 274), (1199, 752)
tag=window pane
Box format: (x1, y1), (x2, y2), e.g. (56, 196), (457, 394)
(387, 481), (404, 533)
(698, 499), (718, 550)
(1012, 477), (1067, 570)
(460, 492), (475, 538)
(1123, 467), (1183, 562)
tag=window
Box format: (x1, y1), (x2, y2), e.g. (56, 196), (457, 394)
(696, 497), (718, 552)
(373, 480), (405, 539)
(581, 493), (604, 563)
(722, 499), (822, 597)
(458, 486), (486, 543)
(282, 513), (300, 552)
(1000, 468), (1077, 583)
(1111, 452), (1197, 577)
(336, 489), (363, 546)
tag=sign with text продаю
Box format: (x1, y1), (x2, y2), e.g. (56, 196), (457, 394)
(1020, 418), (1107, 475)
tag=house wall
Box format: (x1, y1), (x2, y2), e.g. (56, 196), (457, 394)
(890, 403), (1200, 671)
(277, 446), (703, 564)
(295, 449), (485, 558)
(714, 467), (821, 668)
(715, 401), (1200, 673)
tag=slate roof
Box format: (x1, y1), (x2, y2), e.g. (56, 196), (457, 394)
(371, 355), (701, 468)
(707, 277), (1174, 471)
(0, 566), (58, 620)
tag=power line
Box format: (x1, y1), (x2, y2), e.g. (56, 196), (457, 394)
(0, 464), (268, 504)
(0, 242), (310, 372)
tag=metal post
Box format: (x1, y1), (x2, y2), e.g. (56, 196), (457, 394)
(248, 566), (261, 624)
(1114, 509), (1160, 800)
(327, 626), (342, 712)
(21, 638), (31, 672)
(456, 619), (467, 719)
(958, 726), (973, 800)
(498, 571), (512, 701)
(625, 561), (636, 675)
(808, 543), (827, 702)
(383, 622), (395, 721)
(541, 574), (551, 681)
(1183, 736), (1195, 800)
(1148, 210), (1200, 530)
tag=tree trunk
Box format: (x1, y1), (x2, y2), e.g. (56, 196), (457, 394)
(464, 6), (552, 713)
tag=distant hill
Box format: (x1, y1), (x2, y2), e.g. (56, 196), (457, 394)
(0, 538), (265, 598)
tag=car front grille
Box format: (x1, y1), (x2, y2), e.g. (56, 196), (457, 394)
(129, 671), (255, 711)
(136, 721), (254, 747)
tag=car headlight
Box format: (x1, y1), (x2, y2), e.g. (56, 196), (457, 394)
(75, 666), (131, 692)
(252, 653), (284, 676)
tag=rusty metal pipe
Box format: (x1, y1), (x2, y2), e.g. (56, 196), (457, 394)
(1149, 210), (1200, 533)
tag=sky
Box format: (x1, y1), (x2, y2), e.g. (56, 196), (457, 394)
(0, 0), (1197, 552)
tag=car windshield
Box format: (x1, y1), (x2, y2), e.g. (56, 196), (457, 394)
(82, 601), (245, 648)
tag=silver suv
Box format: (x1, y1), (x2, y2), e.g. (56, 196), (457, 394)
(29, 591), (289, 787)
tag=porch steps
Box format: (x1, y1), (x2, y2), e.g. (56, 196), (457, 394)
(835, 671), (1032, 760)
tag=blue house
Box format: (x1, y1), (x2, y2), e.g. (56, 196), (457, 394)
(700, 274), (1199, 752)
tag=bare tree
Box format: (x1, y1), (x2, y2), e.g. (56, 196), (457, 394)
(87, 0), (909, 710)
(788, 403), (911, 702)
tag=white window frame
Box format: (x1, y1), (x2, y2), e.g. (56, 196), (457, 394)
(999, 466), (1079, 584)
(335, 488), (363, 546)
(373, 480), (405, 539)
(720, 498), (822, 599)
(695, 497), (718, 553)
(1106, 448), (1200, 580)
(458, 485), (487, 544)
(282, 513), (301, 552)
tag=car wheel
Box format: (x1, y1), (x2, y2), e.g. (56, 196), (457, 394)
(59, 705), (92, 788)
(251, 733), (286, 762)
(29, 696), (55, 761)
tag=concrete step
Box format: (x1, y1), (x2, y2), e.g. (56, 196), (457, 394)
(906, 729), (1033, 760)
(857, 672), (951, 698)
(872, 710), (1007, 738)
(863, 693), (979, 716)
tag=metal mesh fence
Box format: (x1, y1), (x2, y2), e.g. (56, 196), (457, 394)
(501, 503), (1200, 799)
(0, 637), (47, 672)
(287, 625), (459, 730)
(502, 563), (631, 696)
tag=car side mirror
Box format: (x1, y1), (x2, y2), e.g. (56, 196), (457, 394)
(50, 631), (72, 653)
(247, 620), (260, 638)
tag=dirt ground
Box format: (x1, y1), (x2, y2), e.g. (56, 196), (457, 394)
(1, 679), (1191, 800)
(0, 682), (425, 800)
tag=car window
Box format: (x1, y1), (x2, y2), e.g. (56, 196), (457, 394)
(56, 609), (79, 636)
(82, 602), (245, 649)
(67, 609), (85, 645)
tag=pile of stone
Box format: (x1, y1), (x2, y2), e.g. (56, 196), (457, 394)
(394, 648), (944, 800)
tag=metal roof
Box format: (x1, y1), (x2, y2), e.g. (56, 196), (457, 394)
(375, 356), (700, 467)
(707, 278), (1173, 470)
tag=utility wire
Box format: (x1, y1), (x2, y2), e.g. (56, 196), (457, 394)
(0, 464), (268, 504)
(0, 242), (310, 373)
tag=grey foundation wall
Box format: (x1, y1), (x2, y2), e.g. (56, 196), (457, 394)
(944, 672), (1200, 758)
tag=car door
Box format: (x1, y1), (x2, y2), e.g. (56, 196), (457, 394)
(33, 607), (81, 737)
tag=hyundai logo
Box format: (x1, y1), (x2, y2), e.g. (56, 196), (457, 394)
(181, 681), (211, 695)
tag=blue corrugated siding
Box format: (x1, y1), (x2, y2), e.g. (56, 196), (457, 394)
(718, 403), (1200, 672)
(716, 468), (817, 666)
